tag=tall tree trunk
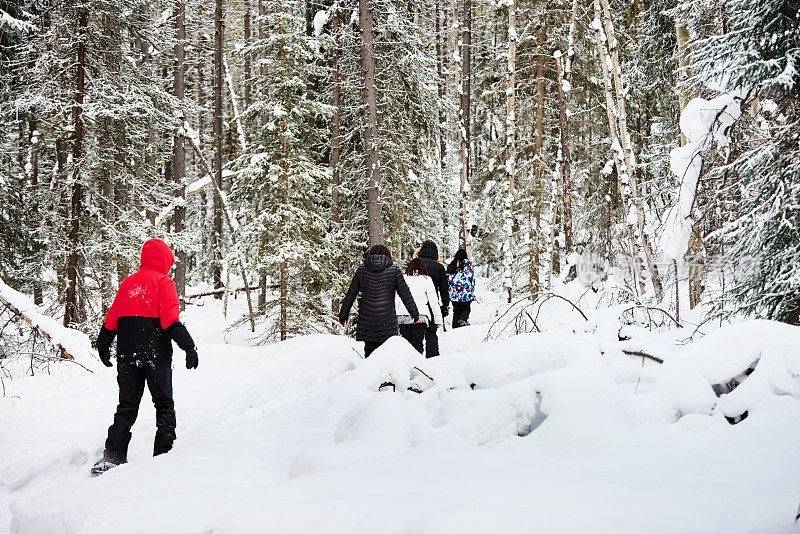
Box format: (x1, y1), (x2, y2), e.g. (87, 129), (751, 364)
(212, 0), (224, 292)
(279, 8), (289, 341)
(593, 0), (664, 300)
(331, 4), (342, 321)
(554, 53), (573, 255)
(675, 0), (704, 308)
(435, 0), (447, 181)
(243, 0), (252, 139)
(173, 0), (187, 310)
(64, 8), (88, 327)
(456, 0), (472, 253)
(503, 0), (516, 303)
(675, 0), (692, 139)
(28, 118), (43, 305)
(559, 0), (579, 257)
(360, 0), (383, 245)
(529, 17), (547, 295)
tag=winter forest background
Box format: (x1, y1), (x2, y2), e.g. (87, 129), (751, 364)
(1, 0), (799, 340)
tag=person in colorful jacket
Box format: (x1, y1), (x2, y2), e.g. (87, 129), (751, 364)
(447, 248), (475, 328)
(92, 239), (198, 475)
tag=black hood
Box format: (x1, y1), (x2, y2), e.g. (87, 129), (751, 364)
(418, 240), (438, 260)
(364, 254), (393, 272)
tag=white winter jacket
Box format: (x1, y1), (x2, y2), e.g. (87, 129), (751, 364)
(395, 274), (444, 326)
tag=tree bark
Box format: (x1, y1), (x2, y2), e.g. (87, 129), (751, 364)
(64, 8), (88, 327)
(279, 7), (288, 340)
(212, 0), (225, 292)
(593, 0), (664, 300)
(331, 4), (342, 321)
(554, 53), (573, 256)
(529, 17), (546, 295)
(458, 0), (472, 254)
(360, 0), (384, 245)
(503, 0), (516, 303)
(173, 0), (187, 310)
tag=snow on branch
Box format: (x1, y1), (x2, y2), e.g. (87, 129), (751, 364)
(659, 94), (743, 260)
(0, 277), (95, 363)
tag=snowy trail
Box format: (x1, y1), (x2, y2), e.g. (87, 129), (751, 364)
(2, 298), (800, 533)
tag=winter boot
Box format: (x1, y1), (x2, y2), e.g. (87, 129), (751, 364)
(91, 459), (118, 477)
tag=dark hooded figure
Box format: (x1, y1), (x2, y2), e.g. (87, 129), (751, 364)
(92, 239), (198, 476)
(338, 244), (419, 357)
(417, 240), (450, 357)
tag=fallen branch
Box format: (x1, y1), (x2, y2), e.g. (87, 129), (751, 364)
(0, 294), (74, 360)
(184, 284), (279, 299)
(621, 349), (664, 364)
(412, 366), (434, 381)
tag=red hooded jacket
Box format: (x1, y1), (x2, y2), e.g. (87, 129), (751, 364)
(105, 239), (180, 332)
(100, 239), (193, 366)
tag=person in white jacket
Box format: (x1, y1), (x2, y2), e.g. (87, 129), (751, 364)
(396, 258), (444, 355)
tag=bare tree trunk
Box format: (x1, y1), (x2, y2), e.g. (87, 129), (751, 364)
(503, 0), (516, 303)
(331, 5), (342, 321)
(558, 0), (578, 256)
(593, 0), (663, 300)
(279, 7), (289, 340)
(436, 0), (447, 181)
(554, 53), (573, 256)
(529, 17), (546, 295)
(675, 0), (692, 142)
(64, 8), (88, 327)
(173, 0), (187, 311)
(360, 0), (384, 245)
(212, 0), (225, 292)
(456, 0), (472, 254)
(27, 118), (43, 305)
(243, 0), (252, 145)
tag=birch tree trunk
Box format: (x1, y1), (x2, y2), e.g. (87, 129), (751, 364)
(502, 0), (516, 303)
(64, 8), (88, 327)
(593, 0), (664, 301)
(360, 0), (384, 245)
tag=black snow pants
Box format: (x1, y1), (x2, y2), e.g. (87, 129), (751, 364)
(399, 323), (427, 354)
(364, 339), (388, 358)
(424, 321), (440, 358)
(104, 362), (176, 464)
(452, 301), (472, 329)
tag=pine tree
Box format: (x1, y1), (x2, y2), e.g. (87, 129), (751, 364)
(690, 0), (800, 323)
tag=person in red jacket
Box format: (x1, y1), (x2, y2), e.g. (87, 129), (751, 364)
(91, 239), (198, 476)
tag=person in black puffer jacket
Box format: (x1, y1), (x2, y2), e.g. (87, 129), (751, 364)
(417, 240), (450, 357)
(339, 244), (420, 357)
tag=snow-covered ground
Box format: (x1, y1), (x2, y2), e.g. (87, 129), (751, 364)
(2, 289), (800, 533)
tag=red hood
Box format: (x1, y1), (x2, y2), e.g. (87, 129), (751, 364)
(140, 239), (175, 275)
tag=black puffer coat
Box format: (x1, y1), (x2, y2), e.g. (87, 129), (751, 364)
(418, 240), (450, 308)
(339, 255), (419, 342)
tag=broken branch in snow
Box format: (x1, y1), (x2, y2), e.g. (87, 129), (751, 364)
(0, 293), (74, 360)
(621, 349), (664, 364)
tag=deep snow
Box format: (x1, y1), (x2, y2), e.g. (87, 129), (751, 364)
(2, 289), (800, 534)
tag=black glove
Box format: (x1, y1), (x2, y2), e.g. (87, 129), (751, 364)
(441, 305), (449, 318)
(185, 349), (199, 370)
(96, 325), (116, 368)
(99, 351), (113, 367)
